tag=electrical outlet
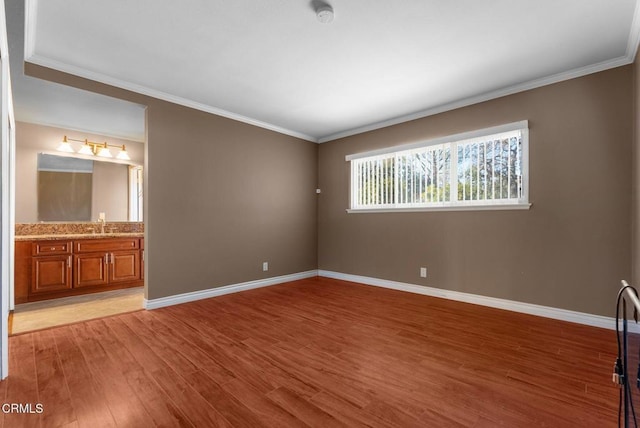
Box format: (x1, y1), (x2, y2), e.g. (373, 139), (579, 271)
(420, 267), (427, 278)
(263, 262), (269, 272)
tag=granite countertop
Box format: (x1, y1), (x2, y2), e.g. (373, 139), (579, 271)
(15, 233), (144, 241)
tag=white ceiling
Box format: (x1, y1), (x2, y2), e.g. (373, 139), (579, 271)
(6, 0), (146, 142)
(20, 0), (640, 143)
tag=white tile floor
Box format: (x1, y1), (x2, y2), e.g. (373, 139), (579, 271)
(11, 287), (144, 335)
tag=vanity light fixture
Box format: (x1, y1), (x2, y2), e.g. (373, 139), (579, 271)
(77, 140), (94, 155)
(96, 144), (113, 158)
(116, 146), (131, 160)
(56, 136), (75, 153)
(57, 136), (131, 161)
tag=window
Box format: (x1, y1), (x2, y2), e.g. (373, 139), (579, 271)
(347, 121), (530, 212)
(129, 165), (143, 221)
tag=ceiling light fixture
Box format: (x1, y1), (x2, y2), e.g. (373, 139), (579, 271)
(316, 4), (334, 24)
(56, 135), (131, 161)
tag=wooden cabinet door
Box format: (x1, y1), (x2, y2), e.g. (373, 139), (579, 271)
(74, 253), (109, 288)
(32, 255), (72, 294)
(110, 250), (140, 283)
(140, 249), (144, 280)
(15, 241), (32, 303)
(140, 239), (144, 280)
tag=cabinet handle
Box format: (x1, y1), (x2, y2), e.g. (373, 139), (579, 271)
(142, 250), (144, 262)
(105, 253), (109, 264)
(67, 256), (71, 268)
(111, 253), (115, 264)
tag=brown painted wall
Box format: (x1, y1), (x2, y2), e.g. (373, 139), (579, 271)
(318, 66), (632, 317)
(25, 64), (319, 300)
(145, 102), (318, 299)
(26, 62), (631, 316)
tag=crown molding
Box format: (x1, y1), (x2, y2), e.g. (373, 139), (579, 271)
(627, 0), (640, 60)
(0, 0), (8, 61)
(24, 54), (319, 143)
(24, 0), (37, 59)
(23, 0), (318, 142)
(318, 1), (640, 143)
(1, 0), (15, 132)
(14, 117), (145, 143)
(24, 0), (640, 145)
(317, 55), (633, 143)
(30, 51), (630, 146)
(33, 45), (631, 146)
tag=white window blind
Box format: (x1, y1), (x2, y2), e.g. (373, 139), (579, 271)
(348, 121), (529, 212)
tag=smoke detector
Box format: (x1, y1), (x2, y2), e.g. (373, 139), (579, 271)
(316, 5), (334, 24)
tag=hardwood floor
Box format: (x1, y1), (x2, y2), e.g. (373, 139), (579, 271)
(0, 277), (622, 427)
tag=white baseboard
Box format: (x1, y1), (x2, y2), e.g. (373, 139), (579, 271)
(318, 270), (636, 333)
(144, 270), (318, 310)
(143, 268), (635, 333)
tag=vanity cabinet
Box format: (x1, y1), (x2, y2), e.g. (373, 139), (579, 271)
(74, 238), (140, 287)
(15, 237), (144, 303)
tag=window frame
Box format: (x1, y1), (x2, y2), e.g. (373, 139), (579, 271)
(346, 121), (531, 213)
(128, 165), (143, 221)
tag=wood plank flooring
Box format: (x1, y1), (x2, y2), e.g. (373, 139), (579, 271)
(0, 277), (622, 427)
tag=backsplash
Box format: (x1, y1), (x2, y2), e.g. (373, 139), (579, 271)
(15, 222), (144, 236)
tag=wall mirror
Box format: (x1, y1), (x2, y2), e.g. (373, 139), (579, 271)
(36, 153), (143, 222)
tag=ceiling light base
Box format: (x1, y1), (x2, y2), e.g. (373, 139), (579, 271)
(316, 5), (334, 24)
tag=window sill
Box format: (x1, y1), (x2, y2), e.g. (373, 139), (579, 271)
(346, 203), (532, 213)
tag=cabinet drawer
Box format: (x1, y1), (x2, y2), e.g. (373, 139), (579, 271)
(32, 241), (72, 256)
(74, 238), (139, 253)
